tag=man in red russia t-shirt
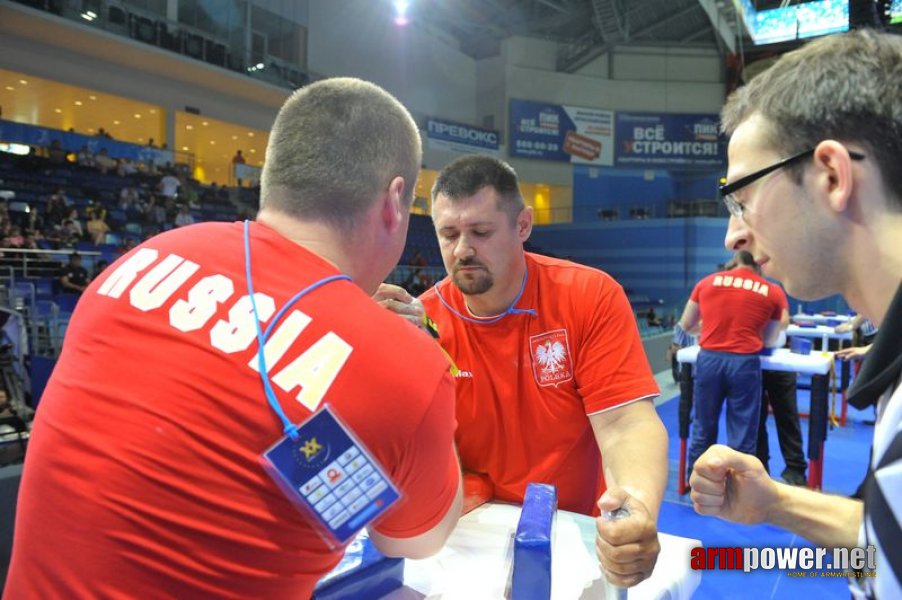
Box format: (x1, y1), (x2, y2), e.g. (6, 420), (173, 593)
(5, 78), (462, 599)
(678, 250), (783, 479)
(377, 155), (666, 590)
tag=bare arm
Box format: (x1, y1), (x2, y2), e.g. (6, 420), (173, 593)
(691, 445), (862, 548)
(762, 319), (783, 348)
(590, 399), (668, 518)
(590, 399), (668, 587)
(678, 300), (701, 336)
(369, 462), (463, 559)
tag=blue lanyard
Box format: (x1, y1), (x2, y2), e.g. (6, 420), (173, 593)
(243, 220), (351, 441)
(432, 269), (537, 325)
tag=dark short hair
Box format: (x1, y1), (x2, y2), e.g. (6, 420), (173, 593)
(721, 30), (902, 209)
(431, 155), (524, 223)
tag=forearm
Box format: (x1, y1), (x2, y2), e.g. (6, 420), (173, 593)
(598, 411), (668, 519)
(767, 483), (863, 548)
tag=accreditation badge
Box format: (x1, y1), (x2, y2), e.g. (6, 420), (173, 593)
(260, 405), (401, 548)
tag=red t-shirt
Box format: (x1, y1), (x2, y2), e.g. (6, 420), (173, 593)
(6, 222), (458, 599)
(690, 266), (784, 354)
(420, 253), (659, 515)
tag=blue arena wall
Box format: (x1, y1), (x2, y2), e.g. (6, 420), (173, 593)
(529, 217), (849, 317)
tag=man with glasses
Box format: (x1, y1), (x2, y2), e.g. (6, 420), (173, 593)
(690, 30), (902, 599)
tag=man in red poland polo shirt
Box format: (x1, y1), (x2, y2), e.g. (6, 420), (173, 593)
(377, 155), (667, 589)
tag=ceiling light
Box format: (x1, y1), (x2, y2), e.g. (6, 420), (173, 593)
(113, 120), (120, 125)
(149, 109), (157, 114)
(18, 80), (27, 85)
(210, 140), (216, 145)
(186, 125), (194, 130)
(4, 86), (13, 91)
(249, 149), (256, 153)
(74, 101), (83, 106)
(231, 135), (238, 140)
(134, 113), (142, 118)
(138, 138), (144, 142)
(89, 95), (97, 100)
(248, 132), (254, 137)
(181, 146), (189, 151)
(54, 108), (62, 113)
(202, 121), (208, 126)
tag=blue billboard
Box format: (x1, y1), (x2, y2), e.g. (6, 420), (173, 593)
(0, 120), (173, 165)
(614, 113), (726, 169)
(509, 100), (614, 166)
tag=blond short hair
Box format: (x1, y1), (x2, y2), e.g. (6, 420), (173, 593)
(261, 77), (422, 229)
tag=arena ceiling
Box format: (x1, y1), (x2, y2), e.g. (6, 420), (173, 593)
(416, 0), (745, 66)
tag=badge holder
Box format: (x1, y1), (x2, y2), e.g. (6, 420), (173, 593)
(260, 405), (401, 549)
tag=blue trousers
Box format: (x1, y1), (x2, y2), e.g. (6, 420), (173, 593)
(688, 349), (762, 474)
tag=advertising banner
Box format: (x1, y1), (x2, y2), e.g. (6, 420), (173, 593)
(426, 118), (499, 155)
(614, 113), (725, 169)
(0, 120), (174, 166)
(509, 100), (614, 166)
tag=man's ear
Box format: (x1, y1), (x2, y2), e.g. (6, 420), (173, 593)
(812, 141), (856, 214)
(517, 205), (534, 243)
(382, 176), (406, 233)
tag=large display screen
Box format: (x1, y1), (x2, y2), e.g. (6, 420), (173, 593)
(733, 0), (849, 45)
(890, 0), (902, 25)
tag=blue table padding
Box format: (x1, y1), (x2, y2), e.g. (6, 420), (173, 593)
(313, 536), (404, 600)
(511, 483), (557, 600)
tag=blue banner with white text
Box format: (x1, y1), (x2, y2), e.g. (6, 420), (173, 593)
(0, 120), (173, 165)
(426, 118), (499, 155)
(509, 100), (614, 166)
(614, 113), (725, 169)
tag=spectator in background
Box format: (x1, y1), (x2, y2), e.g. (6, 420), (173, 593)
(86, 210), (110, 245)
(174, 205), (194, 228)
(64, 208), (83, 239)
(76, 145), (95, 168)
(45, 191), (69, 228)
(58, 252), (89, 293)
(6, 226), (24, 248)
(119, 187), (140, 211)
(86, 200), (107, 223)
(92, 259), (109, 279)
(646, 307), (663, 328)
(410, 248), (428, 267)
(181, 183), (200, 209)
(94, 148), (116, 175)
(47, 140), (68, 165)
(117, 158), (138, 177)
(157, 170), (180, 200)
(678, 250), (783, 478)
(232, 150), (246, 186)
(754, 279), (807, 487)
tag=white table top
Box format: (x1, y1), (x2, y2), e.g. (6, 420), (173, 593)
(786, 324), (853, 341)
(676, 346), (833, 376)
(384, 503), (701, 600)
(790, 313), (852, 325)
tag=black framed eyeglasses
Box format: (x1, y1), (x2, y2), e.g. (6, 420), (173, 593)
(719, 148), (866, 219)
